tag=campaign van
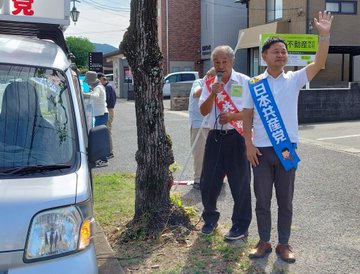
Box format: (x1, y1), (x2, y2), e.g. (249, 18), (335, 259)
(0, 1), (108, 273)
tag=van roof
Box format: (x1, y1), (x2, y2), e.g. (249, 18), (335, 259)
(166, 71), (199, 75)
(0, 34), (71, 70)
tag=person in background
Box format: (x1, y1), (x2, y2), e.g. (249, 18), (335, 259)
(198, 45), (251, 241)
(83, 71), (109, 167)
(243, 11), (333, 263)
(188, 67), (216, 190)
(98, 72), (117, 159)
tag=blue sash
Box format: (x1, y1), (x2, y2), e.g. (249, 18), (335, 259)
(248, 77), (300, 171)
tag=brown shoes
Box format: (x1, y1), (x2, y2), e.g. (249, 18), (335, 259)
(276, 243), (296, 263)
(249, 241), (296, 263)
(249, 240), (272, 258)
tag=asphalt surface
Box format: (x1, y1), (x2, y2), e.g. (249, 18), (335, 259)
(94, 99), (360, 274)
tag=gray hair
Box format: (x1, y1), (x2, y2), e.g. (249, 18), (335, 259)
(211, 45), (235, 62)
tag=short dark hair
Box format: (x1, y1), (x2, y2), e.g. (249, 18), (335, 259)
(261, 37), (288, 53)
(97, 72), (106, 79)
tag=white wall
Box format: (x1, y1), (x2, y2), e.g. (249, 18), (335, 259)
(201, 0), (248, 74)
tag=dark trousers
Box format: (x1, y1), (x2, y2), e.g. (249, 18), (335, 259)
(94, 113), (109, 161)
(253, 147), (296, 244)
(200, 130), (251, 233)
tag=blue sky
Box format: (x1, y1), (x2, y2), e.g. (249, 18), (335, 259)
(64, 0), (130, 47)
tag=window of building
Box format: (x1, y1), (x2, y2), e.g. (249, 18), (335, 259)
(250, 48), (259, 77)
(325, 1), (357, 14)
(266, 0), (283, 22)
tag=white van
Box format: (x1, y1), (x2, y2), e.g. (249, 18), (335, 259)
(0, 2), (108, 273)
(163, 71), (199, 97)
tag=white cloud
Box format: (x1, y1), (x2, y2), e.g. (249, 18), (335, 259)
(64, 0), (130, 47)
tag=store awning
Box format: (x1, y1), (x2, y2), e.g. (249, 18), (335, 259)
(235, 21), (290, 50)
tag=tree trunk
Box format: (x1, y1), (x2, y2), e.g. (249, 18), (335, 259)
(120, 0), (175, 234)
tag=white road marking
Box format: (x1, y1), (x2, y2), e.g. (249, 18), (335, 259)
(316, 134), (360, 141)
(166, 110), (189, 117)
(300, 137), (360, 156)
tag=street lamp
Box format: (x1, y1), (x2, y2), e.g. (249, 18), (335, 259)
(70, 0), (80, 24)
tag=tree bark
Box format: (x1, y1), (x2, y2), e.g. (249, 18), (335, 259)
(120, 0), (175, 234)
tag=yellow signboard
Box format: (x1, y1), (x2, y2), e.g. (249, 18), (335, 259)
(260, 33), (318, 67)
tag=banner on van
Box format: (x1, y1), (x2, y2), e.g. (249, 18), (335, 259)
(0, 0), (69, 26)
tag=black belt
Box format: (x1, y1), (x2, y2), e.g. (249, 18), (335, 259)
(210, 129), (237, 135)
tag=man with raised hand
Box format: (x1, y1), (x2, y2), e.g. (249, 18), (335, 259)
(242, 11), (333, 263)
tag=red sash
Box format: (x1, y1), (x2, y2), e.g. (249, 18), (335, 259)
(205, 76), (244, 136)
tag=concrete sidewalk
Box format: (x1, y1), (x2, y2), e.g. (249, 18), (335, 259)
(94, 222), (125, 274)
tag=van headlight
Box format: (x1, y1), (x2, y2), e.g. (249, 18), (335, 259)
(24, 206), (94, 262)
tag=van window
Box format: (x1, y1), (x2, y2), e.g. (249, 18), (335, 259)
(105, 74), (114, 81)
(181, 74), (196, 81)
(0, 64), (76, 171)
(166, 74), (181, 83)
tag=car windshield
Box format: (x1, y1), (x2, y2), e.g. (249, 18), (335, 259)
(0, 64), (76, 171)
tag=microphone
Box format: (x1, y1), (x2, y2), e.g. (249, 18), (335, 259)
(217, 71), (223, 83)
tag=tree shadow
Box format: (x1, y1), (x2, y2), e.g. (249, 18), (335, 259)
(180, 230), (267, 273)
(270, 259), (290, 273)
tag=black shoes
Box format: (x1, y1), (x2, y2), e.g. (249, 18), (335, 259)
(107, 153), (114, 159)
(224, 227), (248, 241)
(201, 223), (248, 241)
(201, 223), (218, 235)
(95, 159), (108, 167)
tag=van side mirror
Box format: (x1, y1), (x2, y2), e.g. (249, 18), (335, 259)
(88, 125), (110, 163)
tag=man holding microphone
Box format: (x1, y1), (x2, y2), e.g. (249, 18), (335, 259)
(199, 45), (252, 241)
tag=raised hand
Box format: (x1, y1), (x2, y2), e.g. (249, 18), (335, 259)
(313, 11), (333, 35)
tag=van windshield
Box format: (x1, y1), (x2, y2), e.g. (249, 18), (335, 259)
(0, 64), (76, 170)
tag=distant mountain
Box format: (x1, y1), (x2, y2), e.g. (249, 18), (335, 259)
(93, 43), (118, 54)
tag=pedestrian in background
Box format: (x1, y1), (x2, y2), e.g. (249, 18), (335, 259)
(243, 11), (333, 263)
(199, 45), (252, 240)
(188, 67), (216, 190)
(83, 71), (109, 167)
(98, 72), (116, 159)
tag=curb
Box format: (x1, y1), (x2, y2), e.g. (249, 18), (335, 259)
(94, 221), (125, 274)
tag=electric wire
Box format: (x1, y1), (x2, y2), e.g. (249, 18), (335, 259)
(82, 0), (130, 13)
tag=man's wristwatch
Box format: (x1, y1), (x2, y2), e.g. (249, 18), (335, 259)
(319, 35), (330, 41)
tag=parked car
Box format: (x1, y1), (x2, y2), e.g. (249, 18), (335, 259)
(163, 71), (199, 97)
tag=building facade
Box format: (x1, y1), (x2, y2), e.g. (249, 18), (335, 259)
(201, 0), (248, 74)
(158, 0), (248, 77)
(158, 0), (202, 76)
(237, 0), (360, 84)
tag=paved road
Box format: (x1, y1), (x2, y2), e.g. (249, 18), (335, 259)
(94, 99), (360, 274)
